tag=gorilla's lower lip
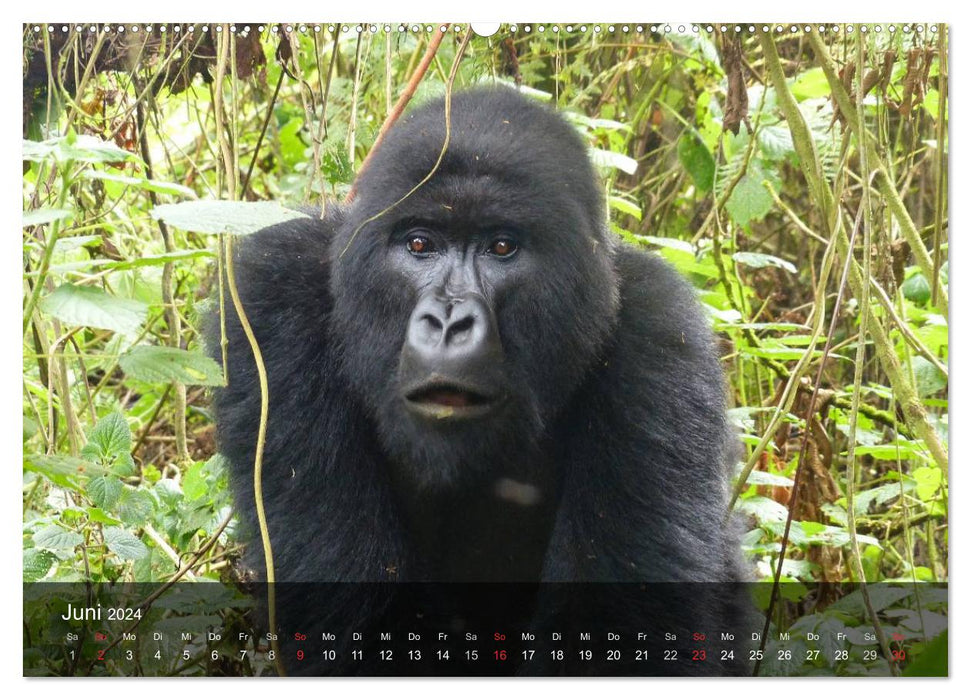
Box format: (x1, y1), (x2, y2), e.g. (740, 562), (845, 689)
(404, 383), (501, 420)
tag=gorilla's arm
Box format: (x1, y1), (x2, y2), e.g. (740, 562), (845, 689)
(544, 246), (741, 583)
(209, 207), (404, 582)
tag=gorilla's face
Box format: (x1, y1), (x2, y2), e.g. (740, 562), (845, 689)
(330, 89), (620, 488)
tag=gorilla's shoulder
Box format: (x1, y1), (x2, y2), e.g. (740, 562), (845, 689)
(230, 204), (344, 310)
(213, 204), (345, 359)
(614, 243), (715, 346)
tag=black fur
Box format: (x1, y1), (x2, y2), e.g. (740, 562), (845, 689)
(209, 87), (750, 674)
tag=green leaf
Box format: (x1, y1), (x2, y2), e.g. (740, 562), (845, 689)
(24, 549), (57, 582)
(33, 525), (84, 552)
(85, 507), (122, 526)
(668, 32), (720, 68)
(853, 478), (915, 513)
(733, 251), (797, 273)
(97, 249), (214, 271)
(23, 453), (95, 489)
(902, 272), (932, 304)
(23, 134), (138, 164)
(677, 132), (715, 192)
(23, 208), (74, 227)
(118, 489), (156, 526)
(903, 630), (948, 677)
(828, 586), (912, 616)
(83, 170), (197, 198)
(720, 322), (809, 332)
(151, 201), (310, 236)
(726, 173), (775, 226)
(763, 520), (880, 548)
(628, 235), (694, 253)
(81, 411), (133, 469)
(912, 356), (947, 397)
(735, 495), (788, 523)
(87, 475), (123, 510)
(155, 478), (184, 505)
(913, 466), (942, 501)
(120, 346), (226, 386)
(740, 345), (827, 361)
(738, 470), (795, 488)
(790, 67), (831, 101)
(182, 461), (209, 502)
(757, 125), (795, 161)
(563, 112), (631, 132)
(608, 196), (642, 221)
(39, 284), (148, 337)
(800, 521), (826, 536)
(589, 148), (638, 175)
(103, 527), (149, 561)
(852, 441), (925, 461)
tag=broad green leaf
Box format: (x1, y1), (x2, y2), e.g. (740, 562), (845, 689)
(83, 170), (197, 198)
(155, 478), (183, 505)
(735, 495), (788, 523)
(757, 125), (795, 161)
(103, 527), (149, 561)
(903, 630), (948, 677)
(726, 173), (774, 226)
(87, 476), (123, 509)
(23, 134), (138, 164)
(23, 208), (74, 227)
(733, 251), (797, 273)
(738, 470), (795, 488)
(677, 132), (715, 192)
(913, 466), (943, 501)
(922, 89), (942, 121)
(98, 249), (214, 271)
(778, 335), (820, 347)
(852, 441), (925, 461)
(608, 196), (642, 221)
(630, 235), (694, 253)
(852, 479), (915, 514)
(52, 235), (100, 253)
(23, 453), (95, 488)
(81, 412), (134, 477)
(589, 148), (638, 175)
(33, 525), (84, 551)
(120, 346), (226, 386)
(85, 411), (132, 456)
(740, 346), (829, 361)
(182, 461), (209, 501)
(39, 284), (148, 337)
(24, 549), (57, 582)
(764, 520), (880, 549)
(800, 521), (826, 537)
(118, 489), (155, 526)
(669, 32), (720, 68)
(912, 356), (947, 397)
(790, 67), (831, 101)
(151, 200), (310, 236)
(916, 322), (948, 359)
(85, 507), (122, 526)
(564, 111), (631, 132)
(902, 272), (931, 304)
(828, 586), (912, 616)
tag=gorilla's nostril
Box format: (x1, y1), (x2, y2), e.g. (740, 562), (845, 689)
(445, 315), (475, 345)
(421, 314), (444, 331)
(418, 314), (444, 344)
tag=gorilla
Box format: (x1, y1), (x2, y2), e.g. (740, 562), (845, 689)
(210, 87), (751, 675)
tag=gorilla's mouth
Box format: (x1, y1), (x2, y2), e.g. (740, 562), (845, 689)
(404, 381), (501, 420)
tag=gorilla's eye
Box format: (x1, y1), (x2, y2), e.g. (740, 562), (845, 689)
(406, 235), (435, 256)
(488, 239), (518, 257)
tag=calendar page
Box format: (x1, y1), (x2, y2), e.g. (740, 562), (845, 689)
(22, 21), (948, 678)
